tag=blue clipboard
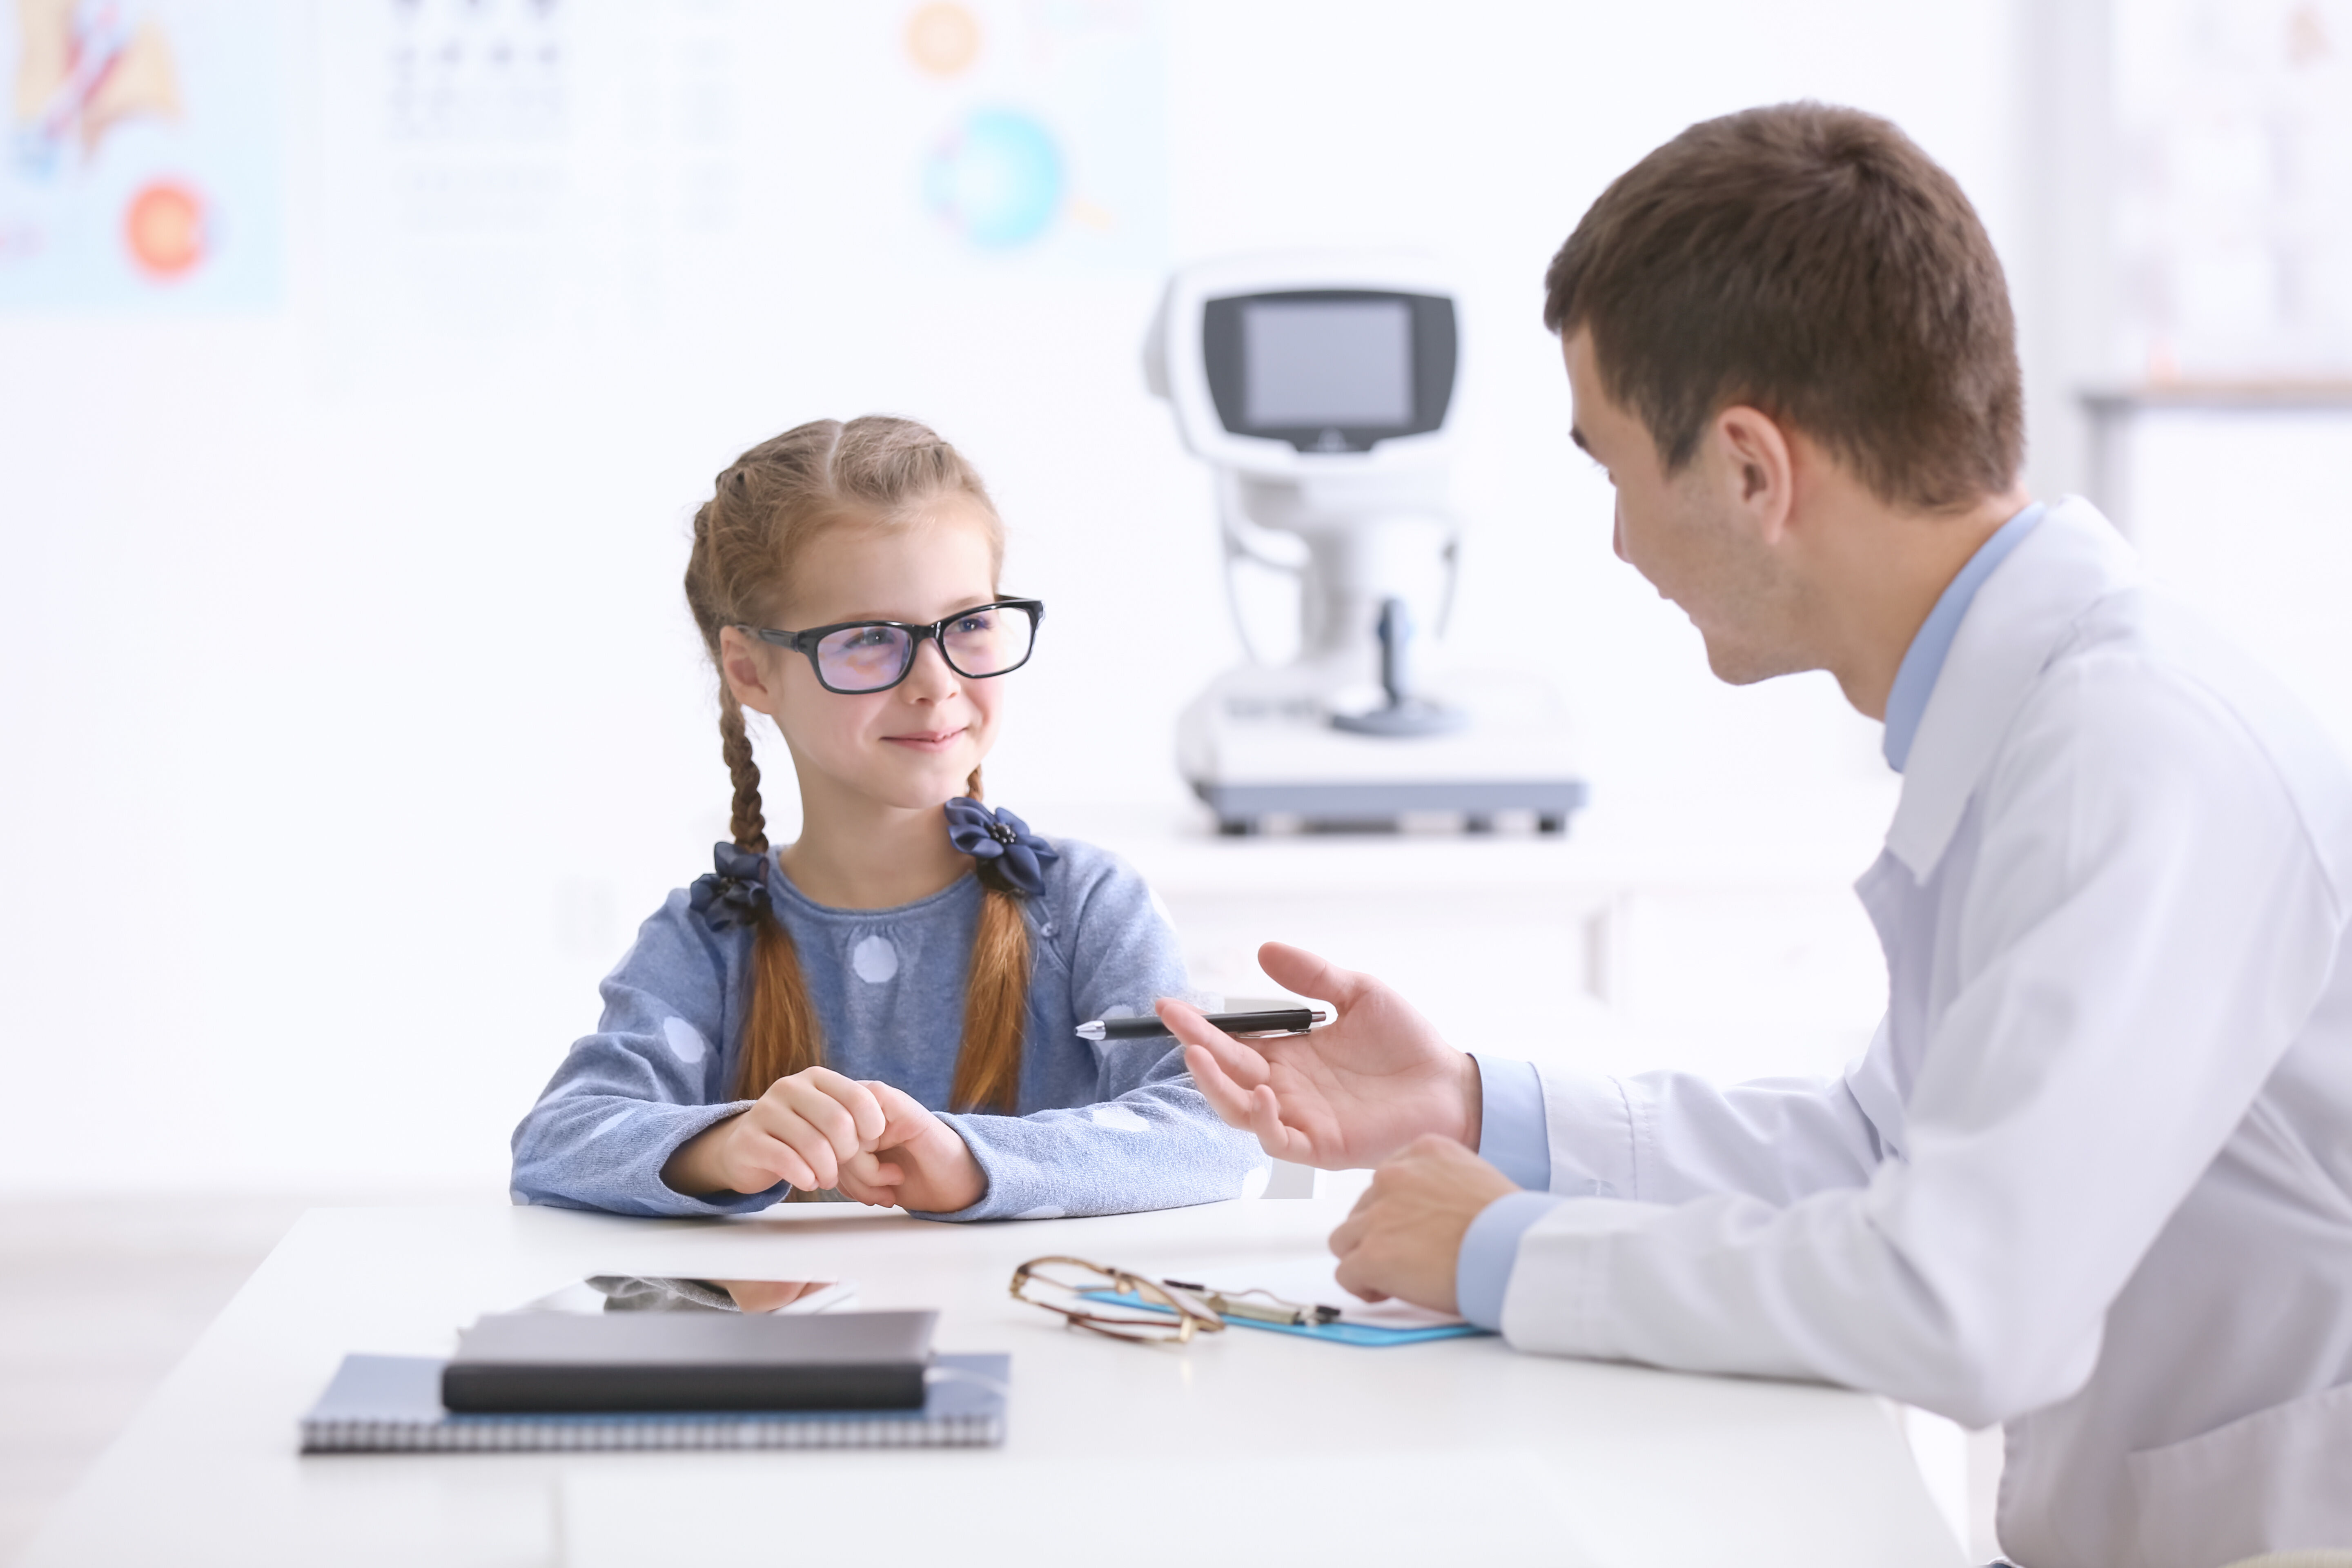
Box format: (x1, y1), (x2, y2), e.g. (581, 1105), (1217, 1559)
(1078, 1291), (1487, 1347)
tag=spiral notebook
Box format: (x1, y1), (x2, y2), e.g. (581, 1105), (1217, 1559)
(300, 1352), (1008, 1452)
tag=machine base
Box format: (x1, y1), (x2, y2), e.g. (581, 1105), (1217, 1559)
(1329, 699), (1469, 738)
(1178, 666), (1586, 837)
(1195, 777), (1589, 836)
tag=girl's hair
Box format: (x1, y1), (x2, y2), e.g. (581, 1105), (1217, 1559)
(682, 416), (1031, 1114)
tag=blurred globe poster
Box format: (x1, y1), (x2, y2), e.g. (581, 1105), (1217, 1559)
(0, 0), (281, 310)
(883, 0), (1166, 272)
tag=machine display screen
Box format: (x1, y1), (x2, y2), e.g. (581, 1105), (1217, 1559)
(1239, 299), (1415, 429)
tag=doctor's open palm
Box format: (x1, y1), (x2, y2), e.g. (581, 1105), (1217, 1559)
(1158, 942), (1478, 1168)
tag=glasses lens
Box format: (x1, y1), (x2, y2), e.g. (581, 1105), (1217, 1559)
(814, 624), (914, 692)
(940, 605), (1034, 678)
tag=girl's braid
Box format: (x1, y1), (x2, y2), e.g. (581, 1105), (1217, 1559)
(719, 700), (768, 855)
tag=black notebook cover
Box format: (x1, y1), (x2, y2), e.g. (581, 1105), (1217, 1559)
(441, 1308), (936, 1412)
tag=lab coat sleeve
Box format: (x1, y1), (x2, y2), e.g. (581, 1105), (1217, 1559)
(1499, 659), (2343, 1428)
(927, 847), (1266, 1221)
(1532, 1062), (1890, 1204)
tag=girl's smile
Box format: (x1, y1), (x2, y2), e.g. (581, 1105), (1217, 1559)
(884, 726), (969, 752)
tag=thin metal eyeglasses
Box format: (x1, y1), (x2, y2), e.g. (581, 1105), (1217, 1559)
(738, 599), (1045, 695)
(1009, 1256), (1226, 1344)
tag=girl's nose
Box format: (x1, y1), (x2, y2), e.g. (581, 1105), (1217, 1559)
(901, 637), (960, 700)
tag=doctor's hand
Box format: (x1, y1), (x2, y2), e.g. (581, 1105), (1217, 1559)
(1328, 1135), (1520, 1315)
(1157, 942), (1481, 1169)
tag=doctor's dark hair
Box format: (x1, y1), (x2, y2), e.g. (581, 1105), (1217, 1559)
(1542, 102), (2022, 513)
(681, 416), (1031, 1116)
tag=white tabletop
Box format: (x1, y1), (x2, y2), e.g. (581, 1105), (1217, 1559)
(24, 1196), (1965, 1568)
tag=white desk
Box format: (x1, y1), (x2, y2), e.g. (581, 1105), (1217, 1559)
(23, 1197), (1965, 1568)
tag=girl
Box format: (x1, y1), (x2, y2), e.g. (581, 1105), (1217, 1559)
(511, 416), (1263, 1220)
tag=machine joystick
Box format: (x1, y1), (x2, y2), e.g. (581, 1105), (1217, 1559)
(1330, 598), (1467, 738)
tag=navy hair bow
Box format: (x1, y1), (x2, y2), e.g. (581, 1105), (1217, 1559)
(945, 798), (1059, 899)
(688, 842), (774, 930)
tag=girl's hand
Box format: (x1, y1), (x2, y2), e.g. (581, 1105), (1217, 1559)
(713, 1279), (834, 1312)
(835, 1082), (987, 1214)
(661, 1066), (888, 1197)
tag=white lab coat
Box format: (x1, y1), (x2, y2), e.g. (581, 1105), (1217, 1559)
(1504, 500), (2352, 1568)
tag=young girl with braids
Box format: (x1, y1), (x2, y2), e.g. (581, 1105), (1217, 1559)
(510, 416), (1263, 1221)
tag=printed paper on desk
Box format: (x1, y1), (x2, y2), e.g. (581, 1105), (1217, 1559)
(1102, 1257), (1485, 1344)
(1225, 1257), (1466, 1331)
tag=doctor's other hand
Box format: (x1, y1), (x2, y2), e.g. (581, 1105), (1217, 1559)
(1328, 1134), (1520, 1315)
(1157, 942), (1480, 1170)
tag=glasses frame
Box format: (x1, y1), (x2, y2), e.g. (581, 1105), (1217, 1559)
(739, 599), (1045, 695)
(1009, 1255), (1227, 1345)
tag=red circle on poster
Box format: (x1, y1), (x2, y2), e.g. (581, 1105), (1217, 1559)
(124, 181), (207, 279)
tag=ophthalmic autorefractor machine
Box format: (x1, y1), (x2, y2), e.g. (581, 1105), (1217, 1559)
(1145, 252), (1586, 835)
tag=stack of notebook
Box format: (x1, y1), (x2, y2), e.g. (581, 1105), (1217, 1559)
(301, 1305), (1007, 1452)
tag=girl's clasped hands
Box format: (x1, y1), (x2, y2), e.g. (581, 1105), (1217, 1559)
(662, 1067), (986, 1214)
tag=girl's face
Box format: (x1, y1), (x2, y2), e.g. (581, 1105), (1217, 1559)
(748, 501), (1009, 813)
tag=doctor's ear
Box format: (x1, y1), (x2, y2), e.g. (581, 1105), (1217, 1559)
(1711, 405), (1797, 541)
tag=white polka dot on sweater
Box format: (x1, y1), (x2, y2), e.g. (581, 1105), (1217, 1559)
(1014, 1205), (1066, 1220)
(661, 1016), (707, 1065)
(586, 1108), (633, 1140)
(1238, 1162), (1272, 1200)
(1089, 1104), (1150, 1132)
(852, 934), (900, 984)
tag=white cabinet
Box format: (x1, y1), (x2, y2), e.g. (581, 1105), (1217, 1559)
(1072, 792), (1897, 1088)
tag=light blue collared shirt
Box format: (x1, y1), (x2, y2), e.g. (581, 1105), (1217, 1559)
(1454, 501), (2049, 1331)
(1881, 501), (2046, 772)
(1458, 1057), (1566, 1330)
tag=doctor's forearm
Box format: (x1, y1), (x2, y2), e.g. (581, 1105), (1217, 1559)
(1495, 1188), (2090, 1427)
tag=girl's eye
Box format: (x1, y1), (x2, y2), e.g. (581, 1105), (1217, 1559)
(846, 626), (897, 648)
(952, 614), (992, 635)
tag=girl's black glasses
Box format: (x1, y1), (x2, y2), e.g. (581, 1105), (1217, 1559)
(739, 599), (1044, 695)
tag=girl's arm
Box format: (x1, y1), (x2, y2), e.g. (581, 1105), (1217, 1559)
(510, 890), (789, 1218)
(922, 845), (1267, 1221)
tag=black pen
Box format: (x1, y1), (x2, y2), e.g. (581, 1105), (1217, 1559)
(1075, 1006), (1331, 1042)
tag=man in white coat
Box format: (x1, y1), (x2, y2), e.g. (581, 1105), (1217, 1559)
(1160, 104), (2352, 1568)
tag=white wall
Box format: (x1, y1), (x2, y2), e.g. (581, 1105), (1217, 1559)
(2125, 407), (2352, 755)
(3, 0), (2034, 1193)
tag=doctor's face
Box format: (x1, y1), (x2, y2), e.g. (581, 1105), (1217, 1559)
(1562, 330), (1804, 685)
